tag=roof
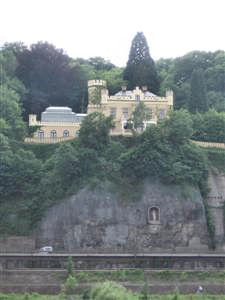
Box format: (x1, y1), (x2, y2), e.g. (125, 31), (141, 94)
(114, 91), (133, 96)
(114, 90), (156, 97)
(144, 91), (156, 97)
(45, 106), (72, 113)
(41, 106), (86, 123)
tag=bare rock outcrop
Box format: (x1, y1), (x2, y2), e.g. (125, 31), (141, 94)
(36, 180), (209, 252)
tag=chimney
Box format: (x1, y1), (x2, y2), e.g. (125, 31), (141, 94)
(121, 85), (127, 92)
(142, 86), (148, 92)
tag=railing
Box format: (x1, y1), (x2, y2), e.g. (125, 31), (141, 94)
(192, 140), (225, 149)
(24, 138), (225, 147)
(24, 136), (75, 144)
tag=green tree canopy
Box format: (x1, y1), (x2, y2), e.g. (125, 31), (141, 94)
(79, 112), (114, 151)
(189, 69), (208, 113)
(157, 50), (225, 111)
(162, 109), (193, 143)
(192, 109), (225, 142)
(0, 85), (26, 140)
(127, 102), (152, 134)
(123, 32), (159, 93)
(12, 42), (88, 118)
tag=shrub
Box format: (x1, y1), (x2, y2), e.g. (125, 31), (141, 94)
(91, 281), (139, 300)
(63, 275), (77, 295)
(66, 256), (74, 277)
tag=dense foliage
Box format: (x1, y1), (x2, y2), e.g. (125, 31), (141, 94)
(192, 110), (225, 142)
(120, 110), (207, 191)
(189, 69), (208, 113)
(2, 42), (125, 119)
(157, 51), (225, 111)
(0, 107), (209, 234)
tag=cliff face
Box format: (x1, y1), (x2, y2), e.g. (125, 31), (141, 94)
(36, 180), (209, 252)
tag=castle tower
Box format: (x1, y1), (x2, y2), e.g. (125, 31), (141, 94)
(29, 114), (37, 126)
(166, 90), (174, 107)
(88, 80), (108, 106)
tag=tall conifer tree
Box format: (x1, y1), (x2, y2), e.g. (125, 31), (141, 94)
(189, 69), (208, 113)
(123, 32), (159, 93)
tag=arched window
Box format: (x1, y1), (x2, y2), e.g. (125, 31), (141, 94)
(38, 130), (44, 139)
(148, 207), (160, 223)
(63, 130), (69, 137)
(50, 130), (57, 138)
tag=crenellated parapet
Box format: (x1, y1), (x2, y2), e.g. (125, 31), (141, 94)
(88, 80), (107, 88)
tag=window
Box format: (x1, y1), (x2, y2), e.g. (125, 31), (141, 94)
(110, 107), (117, 118)
(50, 130), (57, 138)
(122, 121), (133, 130)
(75, 131), (79, 137)
(38, 131), (44, 139)
(158, 109), (166, 119)
(135, 95), (140, 101)
(122, 107), (129, 119)
(149, 109), (153, 119)
(148, 207), (160, 223)
(63, 130), (69, 137)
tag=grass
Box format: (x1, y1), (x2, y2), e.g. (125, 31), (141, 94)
(55, 269), (225, 284)
(148, 270), (225, 283)
(75, 269), (146, 283)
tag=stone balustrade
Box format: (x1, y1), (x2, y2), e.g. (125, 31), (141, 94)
(24, 136), (74, 144)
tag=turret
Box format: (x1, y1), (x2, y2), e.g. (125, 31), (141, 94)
(88, 80), (108, 105)
(29, 114), (37, 126)
(166, 90), (174, 106)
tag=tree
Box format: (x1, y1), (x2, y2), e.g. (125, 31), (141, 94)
(192, 109), (225, 142)
(15, 42), (87, 119)
(87, 57), (115, 71)
(66, 256), (74, 277)
(123, 32), (159, 93)
(157, 50), (225, 111)
(0, 85), (26, 140)
(162, 109), (193, 144)
(189, 69), (208, 113)
(127, 102), (152, 134)
(79, 112), (114, 151)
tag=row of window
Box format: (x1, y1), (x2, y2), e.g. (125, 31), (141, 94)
(37, 130), (79, 138)
(110, 107), (166, 119)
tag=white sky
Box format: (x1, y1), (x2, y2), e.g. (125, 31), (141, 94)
(0, 0), (225, 66)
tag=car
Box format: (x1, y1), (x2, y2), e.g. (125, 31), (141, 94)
(39, 246), (53, 253)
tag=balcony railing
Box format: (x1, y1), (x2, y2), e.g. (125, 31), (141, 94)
(24, 136), (74, 144)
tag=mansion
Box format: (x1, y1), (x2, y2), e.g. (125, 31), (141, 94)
(26, 80), (173, 143)
(87, 80), (173, 135)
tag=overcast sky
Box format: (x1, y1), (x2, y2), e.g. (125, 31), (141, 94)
(1, 0), (225, 66)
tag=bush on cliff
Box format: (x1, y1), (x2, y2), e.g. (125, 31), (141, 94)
(119, 110), (208, 191)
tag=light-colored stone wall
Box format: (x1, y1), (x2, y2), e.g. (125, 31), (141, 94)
(33, 123), (80, 139)
(28, 116), (81, 139)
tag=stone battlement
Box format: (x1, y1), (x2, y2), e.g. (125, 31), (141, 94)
(108, 95), (168, 102)
(88, 79), (107, 87)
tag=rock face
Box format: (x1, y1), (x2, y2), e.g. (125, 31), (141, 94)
(36, 180), (209, 252)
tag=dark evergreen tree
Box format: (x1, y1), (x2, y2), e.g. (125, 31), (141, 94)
(123, 32), (159, 93)
(189, 69), (208, 113)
